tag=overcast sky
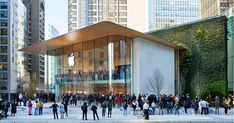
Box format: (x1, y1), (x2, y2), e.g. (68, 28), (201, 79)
(45, 0), (68, 35)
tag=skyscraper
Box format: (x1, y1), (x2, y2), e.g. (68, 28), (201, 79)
(68, 0), (127, 32)
(200, 0), (234, 18)
(0, 0), (27, 100)
(45, 20), (59, 93)
(23, 0), (45, 89)
(68, 0), (200, 32)
(148, 0), (200, 30)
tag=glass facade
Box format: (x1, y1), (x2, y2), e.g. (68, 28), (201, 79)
(68, 0), (127, 32)
(49, 35), (132, 95)
(149, 0), (200, 30)
(226, 5), (234, 92)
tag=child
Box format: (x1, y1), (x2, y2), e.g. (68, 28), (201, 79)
(60, 101), (65, 119)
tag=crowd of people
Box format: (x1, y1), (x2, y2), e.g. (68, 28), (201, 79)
(0, 92), (233, 120)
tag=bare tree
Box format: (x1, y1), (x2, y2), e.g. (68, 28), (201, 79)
(148, 68), (164, 95)
(192, 71), (205, 97)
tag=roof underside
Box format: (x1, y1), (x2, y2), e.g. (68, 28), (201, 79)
(19, 21), (184, 55)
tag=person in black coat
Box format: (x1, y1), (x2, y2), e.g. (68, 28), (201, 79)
(11, 101), (17, 116)
(50, 102), (59, 119)
(91, 104), (99, 120)
(81, 102), (88, 120)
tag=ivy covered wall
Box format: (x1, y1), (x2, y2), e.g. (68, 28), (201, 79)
(149, 16), (228, 98)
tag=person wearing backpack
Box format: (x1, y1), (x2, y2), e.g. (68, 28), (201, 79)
(91, 104), (99, 120)
(81, 102), (88, 120)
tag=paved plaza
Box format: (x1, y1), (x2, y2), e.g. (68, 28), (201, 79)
(1, 102), (234, 123)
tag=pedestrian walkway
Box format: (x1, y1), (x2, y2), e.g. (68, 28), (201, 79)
(1, 102), (233, 123)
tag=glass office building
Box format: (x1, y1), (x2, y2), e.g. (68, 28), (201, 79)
(149, 0), (200, 30)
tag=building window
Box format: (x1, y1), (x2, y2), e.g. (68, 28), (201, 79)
(0, 46), (7, 53)
(0, 19), (7, 26)
(119, 0), (127, 4)
(0, 86), (7, 90)
(0, 11), (7, 18)
(0, 72), (7, 81)
(0, 37), (7, 44)
(0, 28), (7, 35)
(0, 2), (7, 9)
(0, 64), (7, 71)
(0, 55), (7, 62)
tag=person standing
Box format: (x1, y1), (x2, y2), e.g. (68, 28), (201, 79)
(143, 100), (149, 120)
(123, 101), (128, 116)
(81, 102), (88, 120)
(60, 101), (65, 119)
(223, 97), (229, 115)
(38, 100), (43, 115)
(107, 100), (112, 118)
(151, 101), (156, 115)
(101, 100), (107, 117)
(11, 100), (17, 116)
(27, 99), (33, 115)
(132, 100), (137, 115)
(50, 101), (59, 119)
(215, 98), (220, 115)
(91, 104), (99, 120)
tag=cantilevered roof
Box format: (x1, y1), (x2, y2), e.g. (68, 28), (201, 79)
(19, 21), (184, 54)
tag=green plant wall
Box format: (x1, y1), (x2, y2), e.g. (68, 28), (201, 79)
(149, 16), (228, 98)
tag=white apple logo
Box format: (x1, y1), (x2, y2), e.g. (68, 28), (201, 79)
(68, 53), (75, 67)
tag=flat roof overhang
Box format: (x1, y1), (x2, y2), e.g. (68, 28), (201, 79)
(19, 21), (185, 55)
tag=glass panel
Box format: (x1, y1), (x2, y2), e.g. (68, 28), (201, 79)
(55, 48), (65, 95)
(83, 40), (94, 94)
(73, 43), (83, 94)
(63, 46), (73, 93)
(94, 37), (108, 94)
(125, 37), (132, 94)
(108, 35), (126, 94)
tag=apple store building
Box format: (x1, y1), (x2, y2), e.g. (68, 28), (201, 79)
(20, 22), (183, 97)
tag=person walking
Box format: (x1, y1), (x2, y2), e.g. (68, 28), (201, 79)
(81, 102), (88, 120)
(151, 101), (156, 115)
(50, 101), (59, 119)
(38, 100), (43, 115)
(101, 100), (107, 117)
(143, 100), (149, 120)
(123, 101), (128, 116)
(11, 101), (17, 116)
(107, 100), (112, 118)
(27, 99), (33, 115)
(60, 101), (65, 119)
(91, 104), (99, 120)
(2, 101), (9, 119)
